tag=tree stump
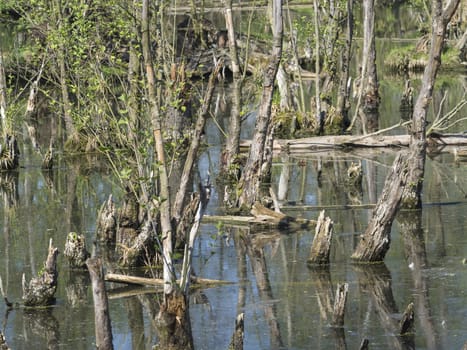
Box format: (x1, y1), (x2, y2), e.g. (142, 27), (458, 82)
(96, 194), (117, 243)
(64, 232), (90, 268)
(332, 283), (349, 327)
(307, 211), (333, 265)
(400, 302), (415, 335)
(0, 331), (10, 350)
(0, 135), (19, 170)
(22, 239), (59, 307)
(228, 313), (244, 350)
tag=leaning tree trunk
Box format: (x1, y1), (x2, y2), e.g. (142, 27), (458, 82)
(352, 0), (460, 263)
(401, 0), (460, 209)
(238, 0), (283, 209)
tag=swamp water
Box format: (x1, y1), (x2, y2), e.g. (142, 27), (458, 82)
(0, 84), (466, 350)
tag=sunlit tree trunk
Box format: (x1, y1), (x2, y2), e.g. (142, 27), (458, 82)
(335, 0), (353, 127)
(0, 46), (7, 133)
(238, 0), (283, 209)
(360, 0), (379, 133)
(141, 0), (175, 294)
(222, 0), (242, 174)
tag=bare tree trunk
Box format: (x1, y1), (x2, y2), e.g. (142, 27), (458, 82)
(238, 0), (283, 209)
(222, 0), (242, 175)
(0, 46), (7, 133)
(141, 0), (175, 294)
(86, 258), (114, 350)
(360, 0), (379, 133)
(402, 0), (460, 209)
(313, 0), (322, 129)
(336, 0), (353, 127)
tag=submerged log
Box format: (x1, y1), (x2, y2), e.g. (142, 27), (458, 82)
(64, 232), (90, 268)
(22, 239), (59, 307)
(86, 258), (114, 350)
(228, 313), (244, 350)
(307, 211), (333, 265)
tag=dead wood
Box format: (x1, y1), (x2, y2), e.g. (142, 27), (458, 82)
(399, 302), (415, 335)
(86, 257), (114, 350)
(228, 313), (244, 350)
(308, 211), (333, 265)
(96, 194), (117, 243)
(332, 283), (349, 327)
(0, 135), (19, 171)
(105, 273), (232, 288)
(64, 232), (90, 268)
(0, 331), (9, 350)
(22, 239), (59, 307)
(359, 338), (369, 350)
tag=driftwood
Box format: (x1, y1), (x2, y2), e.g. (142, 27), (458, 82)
(86, 258), (114, 350)
(307, 211), (333, 265)
(228, 313), (244, 350)
(22, 239), (59, 307)
(64, 232), (90, 268)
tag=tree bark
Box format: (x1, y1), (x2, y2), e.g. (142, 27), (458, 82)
(64, 232), (90, 268)
(0, 46), (7, 133)
(238, 0), (283, 209)
(351, 152), (408, 262)
(86, 258), (114, 350)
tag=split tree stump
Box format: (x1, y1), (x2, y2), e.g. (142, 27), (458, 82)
(332, 283), (349, 327)
(308, 211), (333, 265)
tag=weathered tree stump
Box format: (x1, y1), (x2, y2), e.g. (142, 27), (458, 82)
(359, 338), (369, 350)
(346, 161), (362, 187)
(307, 211), (333, 265)
(155, 289), (193, 350)
(86, 257), (114, 350)
(0, 135), (19, 170)
(400, 302), (415, 335)
(96, 194), (117, 243)
(332, 283), (349, 327)
(22, 239), (59, 307)
(0, 331), (10, 350)
(64, 232), (90, 268)
(228, 313), (244, 350)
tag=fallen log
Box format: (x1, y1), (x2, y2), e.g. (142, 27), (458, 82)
(203, 202), (316, 230)
(105, 273), (232, 288)
(240, 133), (467, 154)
